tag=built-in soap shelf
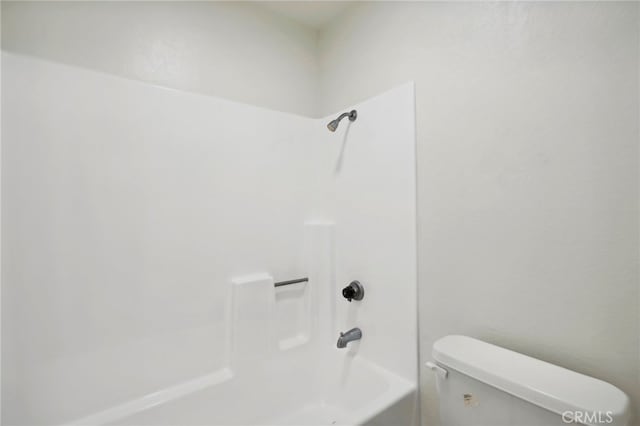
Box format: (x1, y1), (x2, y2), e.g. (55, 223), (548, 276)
(228, 221), (335, 367)
(229, 272), (310, 366)
(274, 278), (310, 351)
(230, 273), (274, 368)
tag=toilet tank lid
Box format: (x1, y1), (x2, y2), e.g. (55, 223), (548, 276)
(432, 335), (630, 426)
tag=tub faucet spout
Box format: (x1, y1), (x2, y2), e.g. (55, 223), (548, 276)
(337, 327), (362, 348)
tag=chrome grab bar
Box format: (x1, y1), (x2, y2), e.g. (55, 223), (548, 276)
(274, 277), (308, 287)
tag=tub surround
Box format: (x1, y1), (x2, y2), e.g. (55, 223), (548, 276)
(2, 53), (417, 425)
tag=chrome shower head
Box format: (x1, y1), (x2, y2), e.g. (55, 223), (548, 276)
(327, 110), (357, 132)
(327, 119), (340, 132)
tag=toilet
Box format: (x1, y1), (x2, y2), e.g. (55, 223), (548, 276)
(428, 335), (631, 426)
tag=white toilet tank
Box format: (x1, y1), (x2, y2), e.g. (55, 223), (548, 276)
(429, 335), (630, 426)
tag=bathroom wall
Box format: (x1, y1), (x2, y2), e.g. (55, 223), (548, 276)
(2, 52), (315, 425)
(318, 2), (640, 424)
(1, 1), (319, 117)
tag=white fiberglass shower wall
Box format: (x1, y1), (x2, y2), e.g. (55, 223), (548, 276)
(2, 53), (417, 425)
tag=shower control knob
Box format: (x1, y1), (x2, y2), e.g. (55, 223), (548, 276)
(342, 281), (364, 302)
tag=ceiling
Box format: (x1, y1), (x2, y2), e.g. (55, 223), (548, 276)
(257, 1), (354, 29)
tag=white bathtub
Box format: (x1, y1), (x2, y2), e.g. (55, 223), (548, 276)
(66, 353), (415, 426)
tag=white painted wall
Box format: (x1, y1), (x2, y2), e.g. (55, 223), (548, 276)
(318, 2), (640, 425)
(1, 1), (319, 117)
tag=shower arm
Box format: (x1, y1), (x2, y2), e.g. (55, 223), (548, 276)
(335, 111), (352, 122)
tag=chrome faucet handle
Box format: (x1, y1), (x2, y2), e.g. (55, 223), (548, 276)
(342, 280), (365, 302)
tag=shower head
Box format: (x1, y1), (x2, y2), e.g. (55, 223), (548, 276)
(327, 110), (357, 132)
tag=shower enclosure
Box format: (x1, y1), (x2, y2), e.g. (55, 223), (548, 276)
(2, 53), (418, 425)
